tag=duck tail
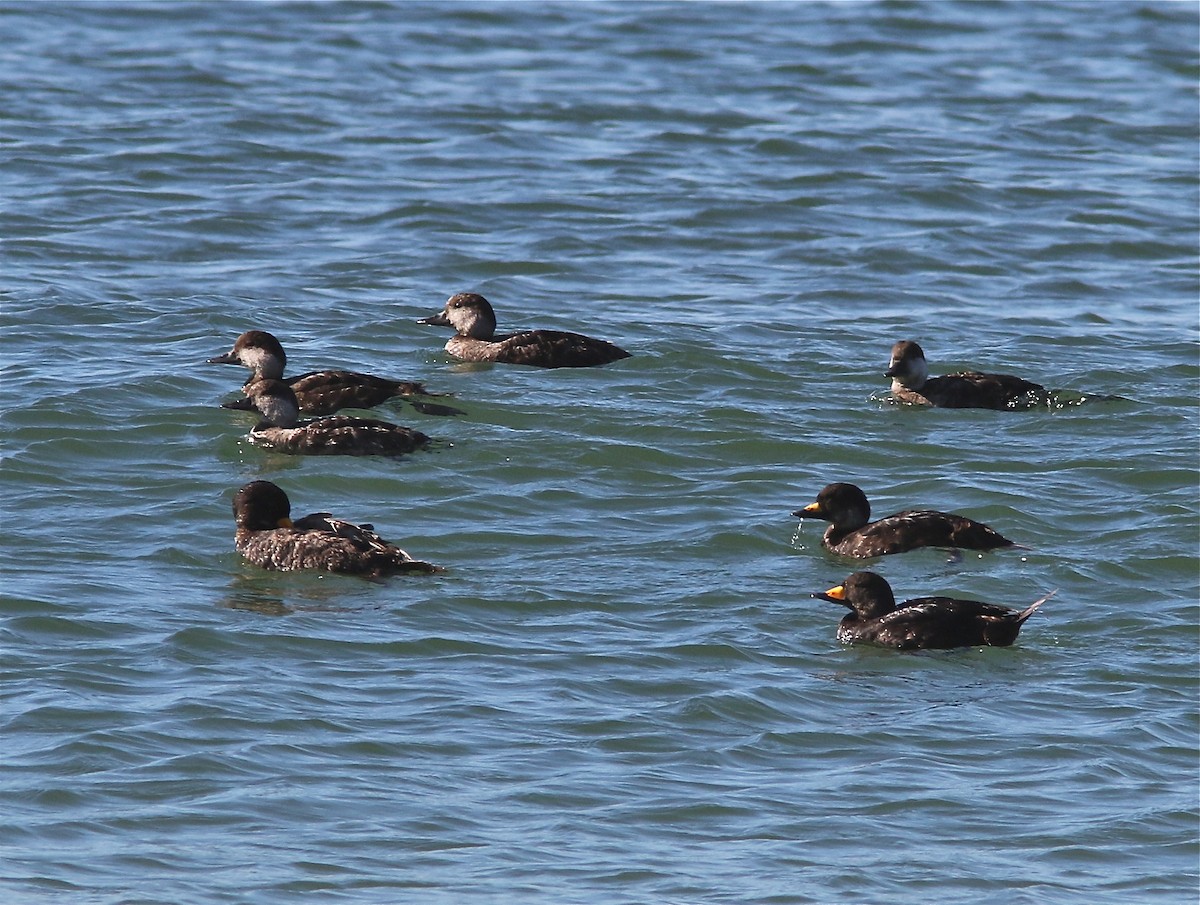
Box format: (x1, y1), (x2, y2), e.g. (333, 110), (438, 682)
(1018, 589), (1057, 623)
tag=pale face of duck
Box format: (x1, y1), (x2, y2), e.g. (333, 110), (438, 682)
(208, 330), (288, 380)
(885, 340), (929, 391)
(417, 293), (498, 340)
(243, 379), (302, 427)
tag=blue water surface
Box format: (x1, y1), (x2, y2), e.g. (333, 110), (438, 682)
(1, 3), (1197, 904)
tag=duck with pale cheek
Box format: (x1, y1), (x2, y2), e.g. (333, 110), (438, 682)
(418, 293), (631, 369)
(234, 379), (431, 458)
(812, 571), (1053, 650)
(208, 329), (460, 416)
(233, 480), (442, 576)
(885, 340), (1050, 410)
(793, 482), (1017, 558)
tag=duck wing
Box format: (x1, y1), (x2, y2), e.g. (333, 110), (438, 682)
(284, 370), (437, 415)
(494, 330), (631, 369)
(289, 417), (431, 456)
(838, 509), (1013, 556)
(924, 372), (1048, 409)
(240, 523), (440, 575)
(867, 597), (1014, 649)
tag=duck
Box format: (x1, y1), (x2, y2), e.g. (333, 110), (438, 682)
(793, 482), (1017, 558)
(417, 293), (631, 368)
(232, 480), (442, 576)
(208, 330), (461, 416)
(812, 571), (1053, 650)
(885, 340), (1050, 410)
(232, 379), (431, 457)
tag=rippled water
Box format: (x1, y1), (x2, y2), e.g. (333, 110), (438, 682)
(2, 2), (1197, 903)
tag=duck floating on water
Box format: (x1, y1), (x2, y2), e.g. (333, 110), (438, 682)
(885, 340), (1051, 410)
(793, 482), (1017, 558)
(231, 379), (431, 457)
(812, 571), (1053, 650)
(208, 330), (460, 416)
(232, 480), (442, 576)
(417, 293), (631, 369)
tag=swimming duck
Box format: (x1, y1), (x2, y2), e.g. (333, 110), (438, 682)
(233, 480), (442, 576)
(793, 482), (1016, 558)
(885, 340), (1050, 410)
(234, 379), (431, 457)
(208, 330), (461, 416)
(812, 571), (1052, 650)
(417, 293), (631, 368)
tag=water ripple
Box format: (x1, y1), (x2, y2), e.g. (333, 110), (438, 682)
(2, 2), (1197, 903)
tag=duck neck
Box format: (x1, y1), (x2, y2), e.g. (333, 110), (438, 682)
(254, 395), (300, 427)
(892, 357), (928, 391)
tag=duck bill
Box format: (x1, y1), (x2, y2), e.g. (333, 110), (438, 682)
(792, 501), (825, 520)
(417, 311), (451, 327)
(812, 585), (851, 607)
(220, 397), (256, 411)
(884, 364), (901, 378)
(207, 351), (238, 365)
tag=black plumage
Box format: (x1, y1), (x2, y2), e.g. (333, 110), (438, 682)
(812, 571), (1052, 650)
(793, 482), (1016, 558)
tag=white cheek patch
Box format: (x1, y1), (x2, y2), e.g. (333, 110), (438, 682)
(891, 355), (928, 388)
(243, 347), (275, 373)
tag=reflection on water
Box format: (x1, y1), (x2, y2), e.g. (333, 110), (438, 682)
(216, 572), (378, 616)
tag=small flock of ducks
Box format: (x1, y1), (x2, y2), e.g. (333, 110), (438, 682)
(213, 293), (1080, 653)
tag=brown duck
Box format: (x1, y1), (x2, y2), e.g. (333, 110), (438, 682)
(418, 293), (630, 369)
(235, 380), (430, 458)
(208, 329), (460, 416)
(885, 340), (1049, 410)
(233, 480), (442, 576)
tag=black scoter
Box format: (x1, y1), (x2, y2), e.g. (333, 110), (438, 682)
(885, 340), (1050, 410)
(234, 379), (431, 457)
(417, 293), (631, 369)
(233, 480), (442, 576)
(793, 482), (1016, 558)
(812, 570), (1053, 650)
(208, 330), (460, 416)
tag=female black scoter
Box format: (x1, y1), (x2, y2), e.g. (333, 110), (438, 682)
(812, 571), (1053, 650)
(885, 340), (1050, 410)
(417, 293), (631, 368)
(233, 480), (442, 576)
(234, 379), (430, 457)
(793, 482), (1016, 558)
(208, 330), (460, 416)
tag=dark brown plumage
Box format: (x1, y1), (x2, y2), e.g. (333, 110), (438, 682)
(417, 293), (631, 369)
(812, 571), (1053, 650)
(885, 340), (1049, 410)
(793, 482), (1016, 558)
(239, 380), (431, 458)
(233, 480), (442, 577)
(209, 329), (460, 416)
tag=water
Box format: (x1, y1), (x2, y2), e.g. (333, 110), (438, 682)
(2, 2), (1197, 902)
